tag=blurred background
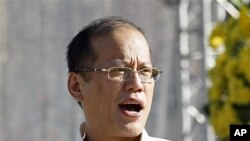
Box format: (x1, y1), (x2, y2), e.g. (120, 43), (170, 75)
(1, 0), (248, 141)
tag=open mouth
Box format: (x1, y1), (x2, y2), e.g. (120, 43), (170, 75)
(119, 103), (143, 112)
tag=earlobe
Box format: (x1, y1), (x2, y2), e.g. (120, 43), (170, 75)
(67, 73), (84, 102)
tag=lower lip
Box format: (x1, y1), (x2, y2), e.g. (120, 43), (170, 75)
(119, 108), (143, 119)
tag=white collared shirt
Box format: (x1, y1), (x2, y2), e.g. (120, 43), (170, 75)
(75, 122), (170, 141)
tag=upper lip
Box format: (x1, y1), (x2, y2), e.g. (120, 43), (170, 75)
(118, 95), (145, 109)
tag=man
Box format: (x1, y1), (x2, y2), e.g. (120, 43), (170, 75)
(66, 17), (169, 141)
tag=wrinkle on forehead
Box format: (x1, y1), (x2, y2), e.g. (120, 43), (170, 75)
(91, 27), (152, 67)
(113, 27), (151, 65)
(104, 59), (152, 68)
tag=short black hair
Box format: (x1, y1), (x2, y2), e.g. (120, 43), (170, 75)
(66, 16), (145, 74)
(66, 16), (145, 107)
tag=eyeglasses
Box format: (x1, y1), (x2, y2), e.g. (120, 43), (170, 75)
(76, 67), (162, 82)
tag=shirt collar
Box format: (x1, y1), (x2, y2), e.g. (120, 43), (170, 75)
(76, 122), (149, 141)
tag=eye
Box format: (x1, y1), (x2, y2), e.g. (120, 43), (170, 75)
(139, 68), (152, 76)
(109, 67), (130, 76)
(110, 67), (125, 73)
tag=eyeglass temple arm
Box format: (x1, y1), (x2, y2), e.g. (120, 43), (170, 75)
(78, 68), (108, 72)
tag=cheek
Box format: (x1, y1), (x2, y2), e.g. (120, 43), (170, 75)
(145, 84), (154, 106)
(83, 82), (120, 122)
(95, 80), (124, 111)
(104, 82), (124, 106)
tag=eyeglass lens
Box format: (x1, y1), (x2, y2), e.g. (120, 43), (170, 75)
(108, 67), (161, 82)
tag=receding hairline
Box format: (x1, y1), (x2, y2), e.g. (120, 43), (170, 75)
(89, 23), (148, 52)
(66, 16), (148, 73)
(90, 25), (148, 50)
(89, 26), (152, 67)
(90, 22), (145, 39)
(90, 25), (145, 42)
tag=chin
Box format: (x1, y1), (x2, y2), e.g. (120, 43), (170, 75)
(118, 122), (145, 137)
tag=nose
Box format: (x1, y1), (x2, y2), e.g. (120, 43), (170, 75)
(124, 72), (144, 92)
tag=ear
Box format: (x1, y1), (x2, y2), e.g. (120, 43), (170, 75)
(67, 73), (84, 102)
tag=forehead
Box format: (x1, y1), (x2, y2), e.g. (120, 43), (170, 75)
(91, 27), (152, 66)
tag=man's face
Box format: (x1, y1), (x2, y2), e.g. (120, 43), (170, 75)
(80, 27), (154, 137)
